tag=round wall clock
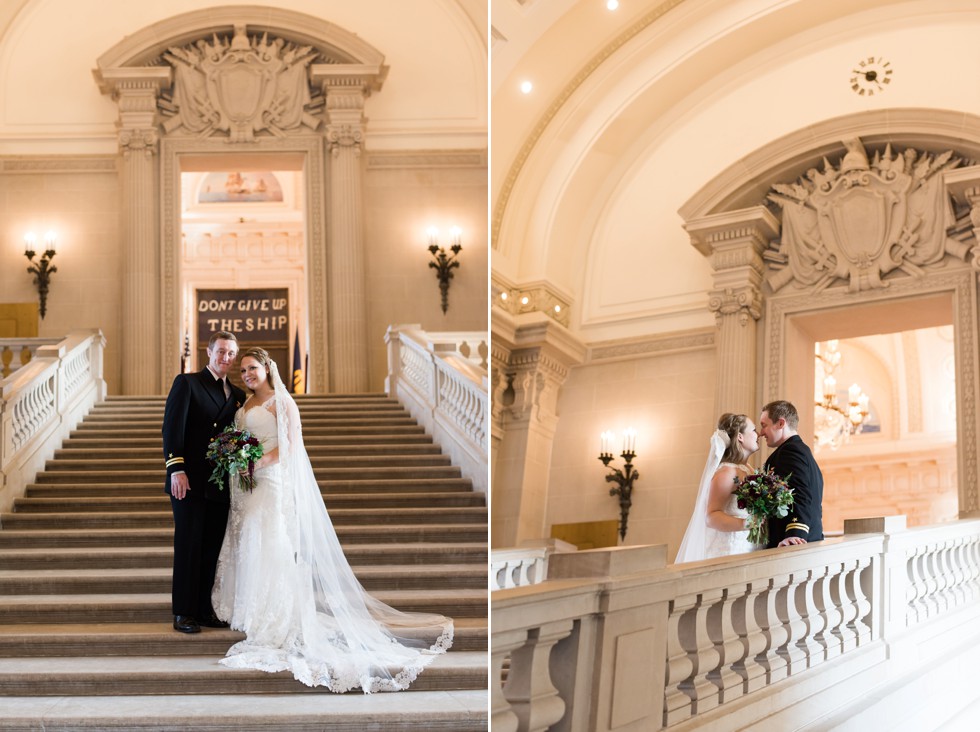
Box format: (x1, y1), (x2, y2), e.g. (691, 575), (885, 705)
(850, 56), (892, 95)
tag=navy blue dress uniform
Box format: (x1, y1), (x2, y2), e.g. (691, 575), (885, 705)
(162, 368), (245, 621)
(764, 434), (824, 548)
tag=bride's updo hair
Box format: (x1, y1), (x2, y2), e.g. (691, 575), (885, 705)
(239, 346), (273, 390)
(717, 412), (750, 465)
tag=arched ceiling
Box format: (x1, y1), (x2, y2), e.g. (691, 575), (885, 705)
(0, 0), (486, 154)
(491, 0), (980, 342)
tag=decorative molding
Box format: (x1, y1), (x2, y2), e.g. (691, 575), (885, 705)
(766, 139), (969, 293)
(587, 328), (714, 363)
(365, 150), (487, 170)
(492, 0), (687, 249)
(492, 276), (571, 327)
(119, 129), (159, 158)
(708, 286), (762, 327)
(0, 157), (116, 174)
(159, 24), (323, 142)
(763, 267), (978, 514)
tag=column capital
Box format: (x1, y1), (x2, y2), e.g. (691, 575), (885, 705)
(708, 285), (762, 326)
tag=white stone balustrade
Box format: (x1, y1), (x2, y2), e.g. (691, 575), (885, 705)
(491, 547), (550, 590)
(0, 338), (60, 378)
(492, 516), (980, 731)
(0, 330), (106, 513)
(385, 324), (488, 493)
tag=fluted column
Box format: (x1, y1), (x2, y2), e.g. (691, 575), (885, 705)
(686, 208), (779, 420)
(491, 308), (586, 547)
(98, 69), (170, 395)
(313, 66), (386, 392)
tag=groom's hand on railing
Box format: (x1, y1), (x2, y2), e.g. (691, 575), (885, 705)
(778, 537), (807, 547)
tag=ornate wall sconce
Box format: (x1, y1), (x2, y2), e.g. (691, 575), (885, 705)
(427, 226), (462, 314)
(24, 232), (57, 319)
(599, 429), (639, 541)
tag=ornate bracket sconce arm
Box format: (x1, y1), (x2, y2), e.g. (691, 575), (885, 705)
(426, 227), (462, 314)
(23, 232), (57, 319)
(599, 442), (639, 542)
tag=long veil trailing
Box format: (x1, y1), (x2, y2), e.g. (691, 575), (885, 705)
(674, 430), (728, 564)
(220, 360), (453, 692)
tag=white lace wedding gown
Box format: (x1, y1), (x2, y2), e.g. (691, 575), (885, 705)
(703, 462), (755, 559)
(212, 380), (452, 693)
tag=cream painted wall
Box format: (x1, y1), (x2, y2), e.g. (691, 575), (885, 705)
(0, 165), (122, 389)
(0, 0), (486, 154)
(547, 344), (716, 560)
(363, 158), (488, 388)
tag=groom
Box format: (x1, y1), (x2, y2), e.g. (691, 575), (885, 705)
(758, 400), (824, 548)
(162, 330), (245, 633)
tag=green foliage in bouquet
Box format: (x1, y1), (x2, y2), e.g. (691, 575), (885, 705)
(206, 426), (264, 492)
(733, 467), (794, 546)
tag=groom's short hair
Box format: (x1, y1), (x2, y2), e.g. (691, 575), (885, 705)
(763, 400), (799, 429)
(208, 330), (238, 348)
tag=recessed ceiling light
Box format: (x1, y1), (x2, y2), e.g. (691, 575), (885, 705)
(520, 80), (533, 94)
(607, 0), (619, 10)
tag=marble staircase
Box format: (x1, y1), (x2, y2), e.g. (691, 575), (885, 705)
(0, 394), (488, 731)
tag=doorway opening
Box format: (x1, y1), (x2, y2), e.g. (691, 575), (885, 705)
(177, 153), (309, 394)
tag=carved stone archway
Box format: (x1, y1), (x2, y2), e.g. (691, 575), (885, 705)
(94, 7), (388, 394)
(683, 117), (980, 518)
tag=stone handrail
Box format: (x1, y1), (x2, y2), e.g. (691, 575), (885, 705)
(0, 330), (106, 514)
(492, 515), (980, 731)
(385, 324), (488, 493)
(0, 337), (61, 378)
(491, 547), (550, 590)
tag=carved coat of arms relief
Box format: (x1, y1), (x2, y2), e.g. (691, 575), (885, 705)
(160, 24), (322, 142)
(766, 138), (971, 293)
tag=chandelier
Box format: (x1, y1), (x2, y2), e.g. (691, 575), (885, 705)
(814, 340), (870, 451)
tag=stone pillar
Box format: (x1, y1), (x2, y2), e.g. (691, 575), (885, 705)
(313, 66), (386, 392)
(98, 69), (171, 395)
(492, 309), (586, 547)
(686, 207), (779, 421)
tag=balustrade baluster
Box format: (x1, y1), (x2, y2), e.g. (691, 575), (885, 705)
(493, 631), (528, 732)
(774, 571), (808, 675)
(663, 594), (699, 726)
(923, 544), (942, 618)
(753, 576), (789, 684)
(847, 557), (873, 644)
(505, 620), (575, 732)
(690, 589), (723, 714)
(815, 562), (844, 661)
(834, 560), (860, 652)
(710, 583), (749, 703)
(794, 567), (826, 668)
(732, 580), (768, 694)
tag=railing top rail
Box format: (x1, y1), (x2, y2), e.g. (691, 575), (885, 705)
(1, 330), (103, 398)
(0, 337), (61, 346)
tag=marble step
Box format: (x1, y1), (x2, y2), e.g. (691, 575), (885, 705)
(55, 443), (444, 458)
(0, 652), (488, 695)
(0, 524), (488, 548)
(0, 691), (489, 731)
(80, 414), (416, 426)
(0, 618), (487, 656)
(0, 591), (487, 622)
(24, 477), (476, 497)
(14, 492), (486, 513)
(35, 465), (464, 483)
(0, 543), (488, 570)
(0, 564), (487, 594)
(73, 423), (428, 436)
(64, 433), (437, 447)
(0, 507), (487, 529)
(42, 454), (454, 471)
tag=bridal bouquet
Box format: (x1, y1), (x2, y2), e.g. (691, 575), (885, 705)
(733, 467), (794, 546)
(206, 426), (264, 492)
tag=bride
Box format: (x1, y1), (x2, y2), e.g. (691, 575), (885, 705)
(675, 412), (761, 563)
(212, 347), (453, 692)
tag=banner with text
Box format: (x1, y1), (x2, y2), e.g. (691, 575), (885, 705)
(197, 288), (289, 343)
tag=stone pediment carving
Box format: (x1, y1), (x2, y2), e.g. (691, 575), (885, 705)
(766, 139), (972, 292)
(160, 24), (323, 142)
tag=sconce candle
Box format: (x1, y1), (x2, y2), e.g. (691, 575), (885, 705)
(598, 430), (639, 541)
(426, 226), (463, 314)
(23, 231), (58, 319)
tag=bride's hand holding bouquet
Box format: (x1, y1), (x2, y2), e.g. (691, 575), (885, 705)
(734, 467), (793, 546)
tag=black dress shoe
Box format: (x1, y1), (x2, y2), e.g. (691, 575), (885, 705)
(197, 612), (230, 629)
(173, 615), (201, 633)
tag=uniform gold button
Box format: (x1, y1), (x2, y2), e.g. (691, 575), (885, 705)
(213, 423), (217, 428)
